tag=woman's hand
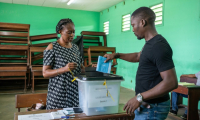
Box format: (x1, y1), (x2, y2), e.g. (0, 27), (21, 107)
(92, 64), (97, 67)
(65, 62), (77, 71)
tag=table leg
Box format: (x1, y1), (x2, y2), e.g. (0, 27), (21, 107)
(187, 88), (200, 120)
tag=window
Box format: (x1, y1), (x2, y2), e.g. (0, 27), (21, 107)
(122, 14), (130, 32)
(150, 3), (163, 25)
(103, 21), (109, 35)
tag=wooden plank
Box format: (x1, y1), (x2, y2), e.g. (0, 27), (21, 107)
(0, 45), (28, 50)
(0, 22), (30, 31)
(0, 77), (25, 80)
(77, 36), (100, 41)
(32, 53), (43, 58)
(0, 37), (28, 41)
(15, 93), (47, 108)
(30, 33), (57, 41)
(30, 47), (46, 52)
(30, 43), (50, 47)
(0, 57), (26, 60)
(34, 78), (48, 80)
(33, 71), (43, 76)
(0, 50), (26, 55)
(32, 57), (43, 62)
(31, 67), (43, 71)
(0, 67), (27, 71)
(0, 31), (28, 37)
(0, 71), (26, 76)
(173, 85), (188, 95)
(31, 65), (43, 68)
(89, 46), (115, 52)
(81, 31), (106, 36)
(84, 52), (105, 56)
(0, 40), (27, 44)
(0, 28), (28, 32)
(84, 42), (102, 45)
(0, 63), (27, 65)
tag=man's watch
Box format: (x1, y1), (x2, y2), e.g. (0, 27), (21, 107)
(136, 93), (143, 103)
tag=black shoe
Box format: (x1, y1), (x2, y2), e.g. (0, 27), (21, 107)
(169, 109), (177, 115)
(180, 114), (187, 120)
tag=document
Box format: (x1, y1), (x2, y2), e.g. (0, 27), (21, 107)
(18, 113), (51, 120)
(96, 56), (111, 73)
(178, 82), (195, 86)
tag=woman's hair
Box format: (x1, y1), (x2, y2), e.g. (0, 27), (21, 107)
(56, 18), (74, 34)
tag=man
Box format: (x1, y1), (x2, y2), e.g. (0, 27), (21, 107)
(170, 72), (200, 120)
(104, 7), (178, 120)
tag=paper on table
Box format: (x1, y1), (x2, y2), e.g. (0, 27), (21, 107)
(18, 113), (51, 120)
(178, 82), (195, 86)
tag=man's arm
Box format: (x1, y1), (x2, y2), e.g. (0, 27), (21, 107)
(141, 68), (178, 101)
(104, 52), (141, 63)
(123, 68), (178, 115)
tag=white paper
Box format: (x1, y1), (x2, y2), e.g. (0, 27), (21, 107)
(18, 113), (52, 120)
(88, 84), (119, 108)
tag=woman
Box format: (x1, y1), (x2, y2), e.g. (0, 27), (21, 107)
(43, 18), (84, 110)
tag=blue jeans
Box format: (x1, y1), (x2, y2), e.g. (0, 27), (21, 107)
(171, 91), (188, 114)
(134, 100), (170, 120)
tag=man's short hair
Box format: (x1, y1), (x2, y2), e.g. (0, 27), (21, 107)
(131, 7), (156, 26)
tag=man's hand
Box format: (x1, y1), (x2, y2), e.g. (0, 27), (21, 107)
(123, 96), (141, 116)
(103, 53), (116, 63)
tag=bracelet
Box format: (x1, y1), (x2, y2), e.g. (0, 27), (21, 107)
(114, 53), (120, 59)
(56, 69), (59, 76)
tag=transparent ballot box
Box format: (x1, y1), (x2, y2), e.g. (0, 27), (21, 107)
(76, 74), (124, 116)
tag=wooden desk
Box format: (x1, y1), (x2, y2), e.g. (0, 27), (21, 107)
(172, 85), (200, 120)
(14, 106), (134, 120)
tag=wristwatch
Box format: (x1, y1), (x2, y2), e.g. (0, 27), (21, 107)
(136, 93), (143, 103)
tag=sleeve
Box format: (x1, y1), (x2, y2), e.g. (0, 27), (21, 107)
(43, 49), (55, 66)
(195, 71), (200, 78)
(152, 42), (175, 72)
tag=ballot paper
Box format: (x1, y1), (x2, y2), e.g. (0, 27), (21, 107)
(18, 113), (51, 120)
(96, 56), (111, 73)
(51, 111), (65, 119)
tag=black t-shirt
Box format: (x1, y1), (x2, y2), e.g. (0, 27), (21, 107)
(136, 34), (174, 103)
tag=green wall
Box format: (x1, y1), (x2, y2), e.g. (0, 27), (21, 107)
(0, 2), (100, 38)
(100, 0), (200, 107)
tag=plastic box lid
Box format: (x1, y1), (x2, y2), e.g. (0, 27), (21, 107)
(75, 73), (124, 81)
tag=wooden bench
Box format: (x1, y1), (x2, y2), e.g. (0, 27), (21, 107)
(29, 47), (47, 93)
(0, 22), (30, 92)
(81, 31), (107, 46)
(15, 93), (47, 112)
(87, 46), (117, 74)
(29, 34), (57, 93)
(77, 36), (102, 47)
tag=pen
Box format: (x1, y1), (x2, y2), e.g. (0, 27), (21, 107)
(61, 116), (70, 119)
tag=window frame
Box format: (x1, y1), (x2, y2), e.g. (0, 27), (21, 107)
(121, 13), (131, 32)
(103, 21), (109, 35)
(150, 1), (165, 27)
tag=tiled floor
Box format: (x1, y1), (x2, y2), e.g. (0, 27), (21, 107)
(0, 87), (198, 120)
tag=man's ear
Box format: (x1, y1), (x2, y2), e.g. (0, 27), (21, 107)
(59, 30), (61, 34)
(141, 19), (147, 27)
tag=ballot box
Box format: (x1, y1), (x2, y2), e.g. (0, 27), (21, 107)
(76, 74), (124, 116)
